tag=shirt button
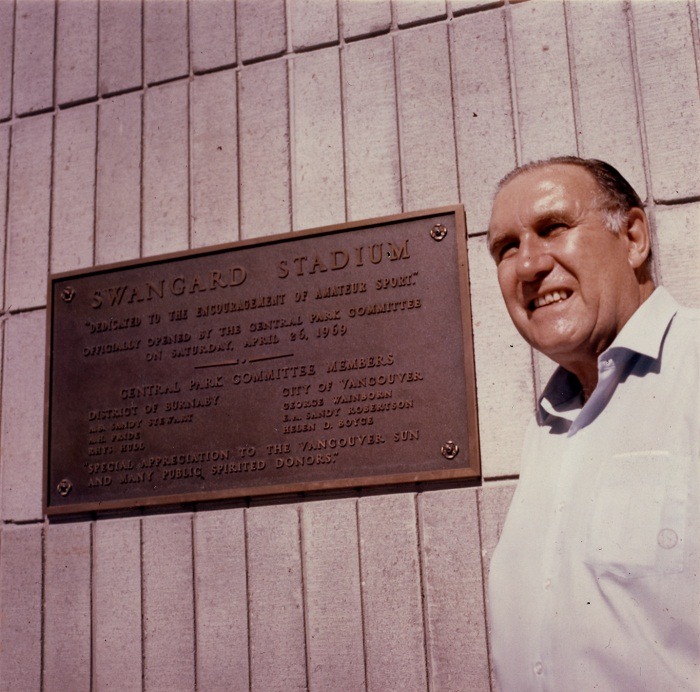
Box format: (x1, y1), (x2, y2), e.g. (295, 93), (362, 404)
(534, 662), (544, 675)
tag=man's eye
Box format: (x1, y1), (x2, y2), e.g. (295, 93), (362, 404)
(541, 222), (567, 236)
(499, 243), (518, 261)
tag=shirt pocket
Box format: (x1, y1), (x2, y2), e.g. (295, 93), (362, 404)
(584, 451), (689, 579)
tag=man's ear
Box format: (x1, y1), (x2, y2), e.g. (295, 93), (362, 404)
(623, 207), (651, 271)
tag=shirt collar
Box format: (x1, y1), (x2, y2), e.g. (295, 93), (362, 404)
(538, 286), (678, 422)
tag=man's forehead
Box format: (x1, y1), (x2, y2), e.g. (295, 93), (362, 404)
(489, 164), (598, 229)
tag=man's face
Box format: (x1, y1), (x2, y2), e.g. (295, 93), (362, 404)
(487, 164), (644, 368)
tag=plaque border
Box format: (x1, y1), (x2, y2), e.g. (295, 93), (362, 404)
(43, 205), (481, 516)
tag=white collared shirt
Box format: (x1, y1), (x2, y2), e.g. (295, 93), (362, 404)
(488, 287), (700, 691)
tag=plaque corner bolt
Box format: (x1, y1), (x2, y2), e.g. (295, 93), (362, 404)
(61, 286), (76, 303)
(430, 224), (448, 241)
(441, 441), (459, 460)
(57, 479), (73, 497)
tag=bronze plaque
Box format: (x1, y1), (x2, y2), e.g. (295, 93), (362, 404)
(45, 207), (480, 515)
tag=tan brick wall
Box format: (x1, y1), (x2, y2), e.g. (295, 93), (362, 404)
(0, 0), (697, 689)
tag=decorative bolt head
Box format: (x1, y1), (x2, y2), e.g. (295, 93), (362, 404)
(430, 224), (448, 241)
(61, 286), (76, 303)
(57, 479), (73, 496)
(441, 441), (459, 460)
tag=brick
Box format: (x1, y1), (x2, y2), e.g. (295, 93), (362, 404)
(567, 0), (646, 199)
(342, 35), (401, 221)
(0, 125), (8, 307)
(6, 115), (51, 310)
(13, 0), (54, 115)
(239, 61), (291, 238)
(418, 489), (490, 691)
(452, 0), (503, 14)
(237, 0), (287, 63)
(395, 24), (459, 210)
(142, 513), (196, 691)
(1, 311), (45, 522)
(340, 0), (391, 40)
(143, 81), (189, 256)
(144, 0), (189, 85)
(194, 509), (249, 691)
(632, 1), (700, 201)
(290, 0), (338, 50)
(510, 0), (576, 162)
(99, 0), (142, 94)
(93, 517), (142, 691)
(190, 0), (236, 73)
(291, 47), (345, 230)
(96, 93), (141, 264)
(191, 70), (239, 248)
(477, 481), (517, 582)
(52, 103), (96, 273)
(0, 0), (14, 120)
(301, 499), (365, 692)
(56, 0), (98, 106)
(358, 493), (427, 691)
(452, 10), (516, 236)
(247, 504), (306, 692)
(395, 0), (446, 28)
(654, 203), (700, 308)
(44, 522), (91, 692)
(469, 236), (534, 478)
(0, 524), (42, 691)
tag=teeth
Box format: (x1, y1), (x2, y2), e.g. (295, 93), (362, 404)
(533, 290), (570, 309)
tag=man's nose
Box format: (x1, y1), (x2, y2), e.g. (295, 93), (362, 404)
(515, 237), (553, 282)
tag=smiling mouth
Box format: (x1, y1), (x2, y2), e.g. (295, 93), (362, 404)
(529, 290), (572, 311)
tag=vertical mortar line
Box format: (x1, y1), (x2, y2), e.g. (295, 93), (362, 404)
(297, 504), (311, 692)
(88, 520), (94, 692)
(186, 76), (193, 250)
(0, 307), (6, 520)
(243, 506), (252, 692)
(354, 496), (369, 692)
(140, 0), (145, 90)
(562, 0), (582, 156)
(286, 56), (295, 232)
(446, 19), (463, 204)
(190, 513), (198, 691)
(413, 493), (432, 692)
(8, 0), (17, 119)
(95, 0), (101, 104)
(284, 0), (293, 55)
(48, 110), (56, 278)
(185, 0), (193, 252)
(338, 36), (349, 223)
(139, 0), (145, 261)
(91, 98), (99, 267)
(391, 33), (406, 213)
(475, 488), (496, 692)
(139, 516), (145, 692)
(687, 0), (700, 100)
(138, 87), (145, 259)
(52, 0), (59, 111)
(2, 123), (10, 313)
(623, 0), (659, 279)
(40, 521), (46, 692)
(503, 1), (523, 166)
(235, 66), (242, 241)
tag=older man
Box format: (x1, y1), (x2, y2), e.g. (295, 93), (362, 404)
(486, 157), (699, 690)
